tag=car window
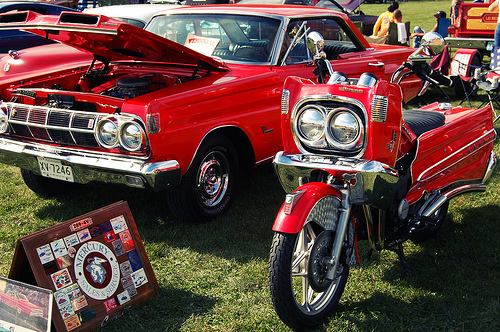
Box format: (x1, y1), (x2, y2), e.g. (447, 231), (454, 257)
(145, 14), (282, 63)
(283, 17), (359, 64)
(112, 17), (146, 29)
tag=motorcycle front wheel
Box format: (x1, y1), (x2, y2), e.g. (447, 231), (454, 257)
(268, 223), (349, 330)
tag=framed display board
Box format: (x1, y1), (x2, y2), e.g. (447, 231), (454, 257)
(8, 201), (158, 332)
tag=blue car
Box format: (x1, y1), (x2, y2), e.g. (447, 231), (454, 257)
(0, 1), (78, 53)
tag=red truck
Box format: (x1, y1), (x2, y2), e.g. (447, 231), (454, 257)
(448, 2), (498, 77)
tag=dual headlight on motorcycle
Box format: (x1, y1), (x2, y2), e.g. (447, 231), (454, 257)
(295, 104), (364, 152)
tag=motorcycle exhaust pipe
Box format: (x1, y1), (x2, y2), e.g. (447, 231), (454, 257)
(422, 183), (487, 217)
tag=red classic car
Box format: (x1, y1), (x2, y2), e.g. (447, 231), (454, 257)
(0, 291), (44, 317)
(0, 5), (422, 222)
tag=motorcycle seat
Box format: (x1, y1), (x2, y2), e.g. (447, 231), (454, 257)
(402, 109), (445, 136)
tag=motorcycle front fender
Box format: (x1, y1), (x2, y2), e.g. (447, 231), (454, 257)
(272, 182), (342, 234)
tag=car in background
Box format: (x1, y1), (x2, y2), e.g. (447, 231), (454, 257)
(315, 0), (377, 35)
(84, 3), (180, 28)
(0, 5), (423, 222)
(446, 2), (496, 53)
(0, 1), (79, 53)
(447, 2), (495, 78)
(0, 3), (182, 81)
(237, 0), (377, 36)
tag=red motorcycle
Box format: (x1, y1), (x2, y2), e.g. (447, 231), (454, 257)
(268, 32), (497, 330)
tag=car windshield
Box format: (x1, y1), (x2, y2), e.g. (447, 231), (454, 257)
(145, 13), (282, 63)
(145, 13), (360, 64)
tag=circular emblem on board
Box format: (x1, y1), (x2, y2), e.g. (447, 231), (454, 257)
(74, 241), (120, 300)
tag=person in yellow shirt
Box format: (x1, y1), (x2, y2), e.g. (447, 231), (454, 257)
(365, 2), (400, 44)
(372, 1), (399, 37)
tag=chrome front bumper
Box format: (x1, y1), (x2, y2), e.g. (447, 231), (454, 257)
(0, 137), (181, 191)
(273, 151), (400, 210)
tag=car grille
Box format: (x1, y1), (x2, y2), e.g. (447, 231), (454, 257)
(6, 102), (100, 147)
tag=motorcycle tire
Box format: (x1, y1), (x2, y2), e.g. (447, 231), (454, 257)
(268, 225), (349, 330)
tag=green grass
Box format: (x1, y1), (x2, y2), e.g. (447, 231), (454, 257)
(1, 1), (500, 331)
(359, 0), (450, 34)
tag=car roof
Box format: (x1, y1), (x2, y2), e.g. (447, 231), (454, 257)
(153, 3), (341, 18)
(84, 4), (182, 25)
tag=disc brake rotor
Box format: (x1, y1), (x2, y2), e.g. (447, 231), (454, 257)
(308, 230), (335, 293)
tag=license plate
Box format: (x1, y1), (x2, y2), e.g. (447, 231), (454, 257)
(37, 157), (74, 182)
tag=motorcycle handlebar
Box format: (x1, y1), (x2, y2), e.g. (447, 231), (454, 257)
(428, 70), (453, 87)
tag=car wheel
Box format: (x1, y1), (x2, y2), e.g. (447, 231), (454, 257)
(166, 135), (239, 222)
(20, 168), (75, 196)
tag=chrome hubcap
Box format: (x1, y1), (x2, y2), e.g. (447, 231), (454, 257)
(196, 151), (229, 208)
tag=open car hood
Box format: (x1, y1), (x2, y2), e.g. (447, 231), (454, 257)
(318, 0), (366, 13)
(337, 0), (366, 12)
(0, 11), (227, 70)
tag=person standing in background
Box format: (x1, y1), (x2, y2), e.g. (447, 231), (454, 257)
(450, 0), (463, 24)
(489, 0), (500, 46)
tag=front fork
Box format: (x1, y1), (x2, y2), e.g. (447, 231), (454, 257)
(326, 186), (351, 280)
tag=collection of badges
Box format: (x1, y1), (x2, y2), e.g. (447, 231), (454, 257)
(35, 214), (149, 331)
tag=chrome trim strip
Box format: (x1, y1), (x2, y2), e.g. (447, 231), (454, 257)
(416, 129), (496, 182)
(483, 151), (497, 183)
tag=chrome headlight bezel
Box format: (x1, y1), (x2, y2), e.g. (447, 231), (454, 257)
(0, 104), (8, 134)
(325, 108), (364, 151)
(296, 105), (326, 146)
(119, 121), (145, 152)
(291, 97), (367, 155)
(95, 118), (119, 148)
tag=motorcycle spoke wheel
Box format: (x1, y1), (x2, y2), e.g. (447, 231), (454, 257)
(269, 224), (348, 330)
(291, 225), (345, 313)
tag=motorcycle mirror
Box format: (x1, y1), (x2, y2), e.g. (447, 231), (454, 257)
(421, 32), (445, 56)
(306, 31), (325, 56)
(407, 32), (445, 64)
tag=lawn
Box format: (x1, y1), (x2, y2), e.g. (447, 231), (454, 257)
(1, 1), (499, 331)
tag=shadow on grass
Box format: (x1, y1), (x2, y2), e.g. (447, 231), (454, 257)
(102, 288), (218, 331)
(32, 162), (284, 263)
(363, 202), (500, 331)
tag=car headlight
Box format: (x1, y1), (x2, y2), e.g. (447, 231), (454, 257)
(95, 118), (119, 148)
(119, 122), (144, 151)
(297, 105), (325, 142)
(0, 106), (8, 134)
(326, 109), (363, 150)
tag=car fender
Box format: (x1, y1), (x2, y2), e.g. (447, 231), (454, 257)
(272, 182), (342, 234)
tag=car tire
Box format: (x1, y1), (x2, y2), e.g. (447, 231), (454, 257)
(166, 135), (239, 223)
(20, 168), (75, 197)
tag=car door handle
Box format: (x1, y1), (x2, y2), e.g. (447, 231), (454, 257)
(368, 62), (385, 67)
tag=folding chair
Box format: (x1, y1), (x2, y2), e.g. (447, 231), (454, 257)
(387, 22), (410, 46)
(437, 18), (451, 38)
(476, 46), (500, 122)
